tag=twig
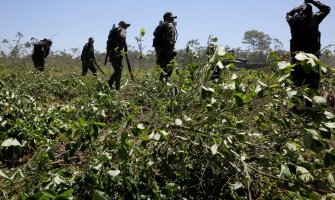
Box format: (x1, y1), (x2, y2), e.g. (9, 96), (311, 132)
(247, 164), (335, 194)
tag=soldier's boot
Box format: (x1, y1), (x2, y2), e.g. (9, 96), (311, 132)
(108, 78), (114, 89)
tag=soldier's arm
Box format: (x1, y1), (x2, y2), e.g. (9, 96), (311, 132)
(120, 29), (128, 52)
(92, 46), (96, 61)
(286, 7), (302, 22)
(81, 44), (88, 60)
(44, 47), (50, 58)
(309, 0), (331, 21)
(166, 24), (176, 48)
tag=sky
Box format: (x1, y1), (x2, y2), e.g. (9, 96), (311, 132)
(0, 0), (334, 54)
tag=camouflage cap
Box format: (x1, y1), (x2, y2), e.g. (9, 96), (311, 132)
(119, 20), (131, 27)
(42, 38), (53, 46)
(163, 12), (177, 20)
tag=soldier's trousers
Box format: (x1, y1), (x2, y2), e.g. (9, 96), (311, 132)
(290, 41), (321, 89)
(82, 60), (97, 76)
(290, 54), (320, 90)
(32, 58), (45, 71)
(156, 50), (176, 82)
(290, 56), (320, 108)
(108, 57), (123, 90)
(291, 64), (320, 90)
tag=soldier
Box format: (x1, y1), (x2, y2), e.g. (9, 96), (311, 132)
(81, 37), (97, 77)
(107, 21), (130, 90)
(153, 12), (178, 82)
(32, 38), (52, 71)
(287, 0), (330, 90)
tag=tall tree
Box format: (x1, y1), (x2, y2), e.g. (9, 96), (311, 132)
(242, 30), (271, 51)
(272, 38), (284, 51)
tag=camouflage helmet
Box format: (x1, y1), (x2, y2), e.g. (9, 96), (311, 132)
(118, 20), (131, 28)
(163, 12), (177, 21)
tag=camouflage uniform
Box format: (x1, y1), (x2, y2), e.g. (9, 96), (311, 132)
(81, 37), (97, 76)
(32, 39), (52, 71)
(153, 12), (177, 82)
(107, 21), (130, 90)
(287, 0), (330, 89)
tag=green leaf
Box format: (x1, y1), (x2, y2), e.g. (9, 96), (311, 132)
(1, 138), (22, 147)
(53, 175), (64, 185)
(305, 129), (319, 139)
(230, 182), (244, 191)
(140, 134), (149, 142)
(60, 188), (74, 198)
(0, 169), (9, 179)
(211, 37), (218, 43)
(312, 96), (327, 106)
(79, 118), (88, 127)
(314, 180), (331, 191)
(107, 169), (120, 177)
(41, 190), (58, 198)
(92, 190), (111, 200)
(324, 111), (335, 119)
(327, 173), (335, 188)
(234, 93), (245, 107)
(287, 90), (297, 99)
(160, 131), (169, 141)
(211, 143), (218, 155)
(125, 115), (133, 128)
(153, 132), (161, 141)
(137, 123), (145, 130)
(319, 127), (331, 139)
(118, 147), (128, 161)
(286, 142), (298, 152)
(324, 152), (335, 167)
(231, 73), (237, 80)
(94, 122), (106, 128)
(132, 124), (146, 136)
(324, 122), (335, 129)
(296, 166), (314, 182)
(201, 86), (215, 99)
(295, 52), (308, 61)
(140, 28), (145, 37)
(175, 119), (183, 126)
(304, 133), (313, 149)
(257, 80), (267, 87)
(279, 164), (292, 178)
(268, 51), (282, 61)
(255, 83), (262, 94)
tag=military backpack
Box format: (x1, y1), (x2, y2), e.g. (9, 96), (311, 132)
(106, 25), (122, 53)
(152, 21), (164, 49)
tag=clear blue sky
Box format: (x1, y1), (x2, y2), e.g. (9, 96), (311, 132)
(1, 0), (334, 53)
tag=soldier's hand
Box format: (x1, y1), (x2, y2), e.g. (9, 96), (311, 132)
(294, 6), (303, 13)
(305, 0), (314, 4)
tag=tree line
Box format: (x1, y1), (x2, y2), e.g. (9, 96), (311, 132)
(1, 30), (334, 70)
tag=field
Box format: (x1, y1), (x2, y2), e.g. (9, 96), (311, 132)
(1, 50), (335, 199)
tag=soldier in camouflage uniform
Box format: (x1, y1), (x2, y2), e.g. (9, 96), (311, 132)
(81, 37), (97, 77)
(107, 21), (130, 90)
(32, 38), (52, 71)
(287, 0), (330, 90)
(153, 12), (178, 82)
